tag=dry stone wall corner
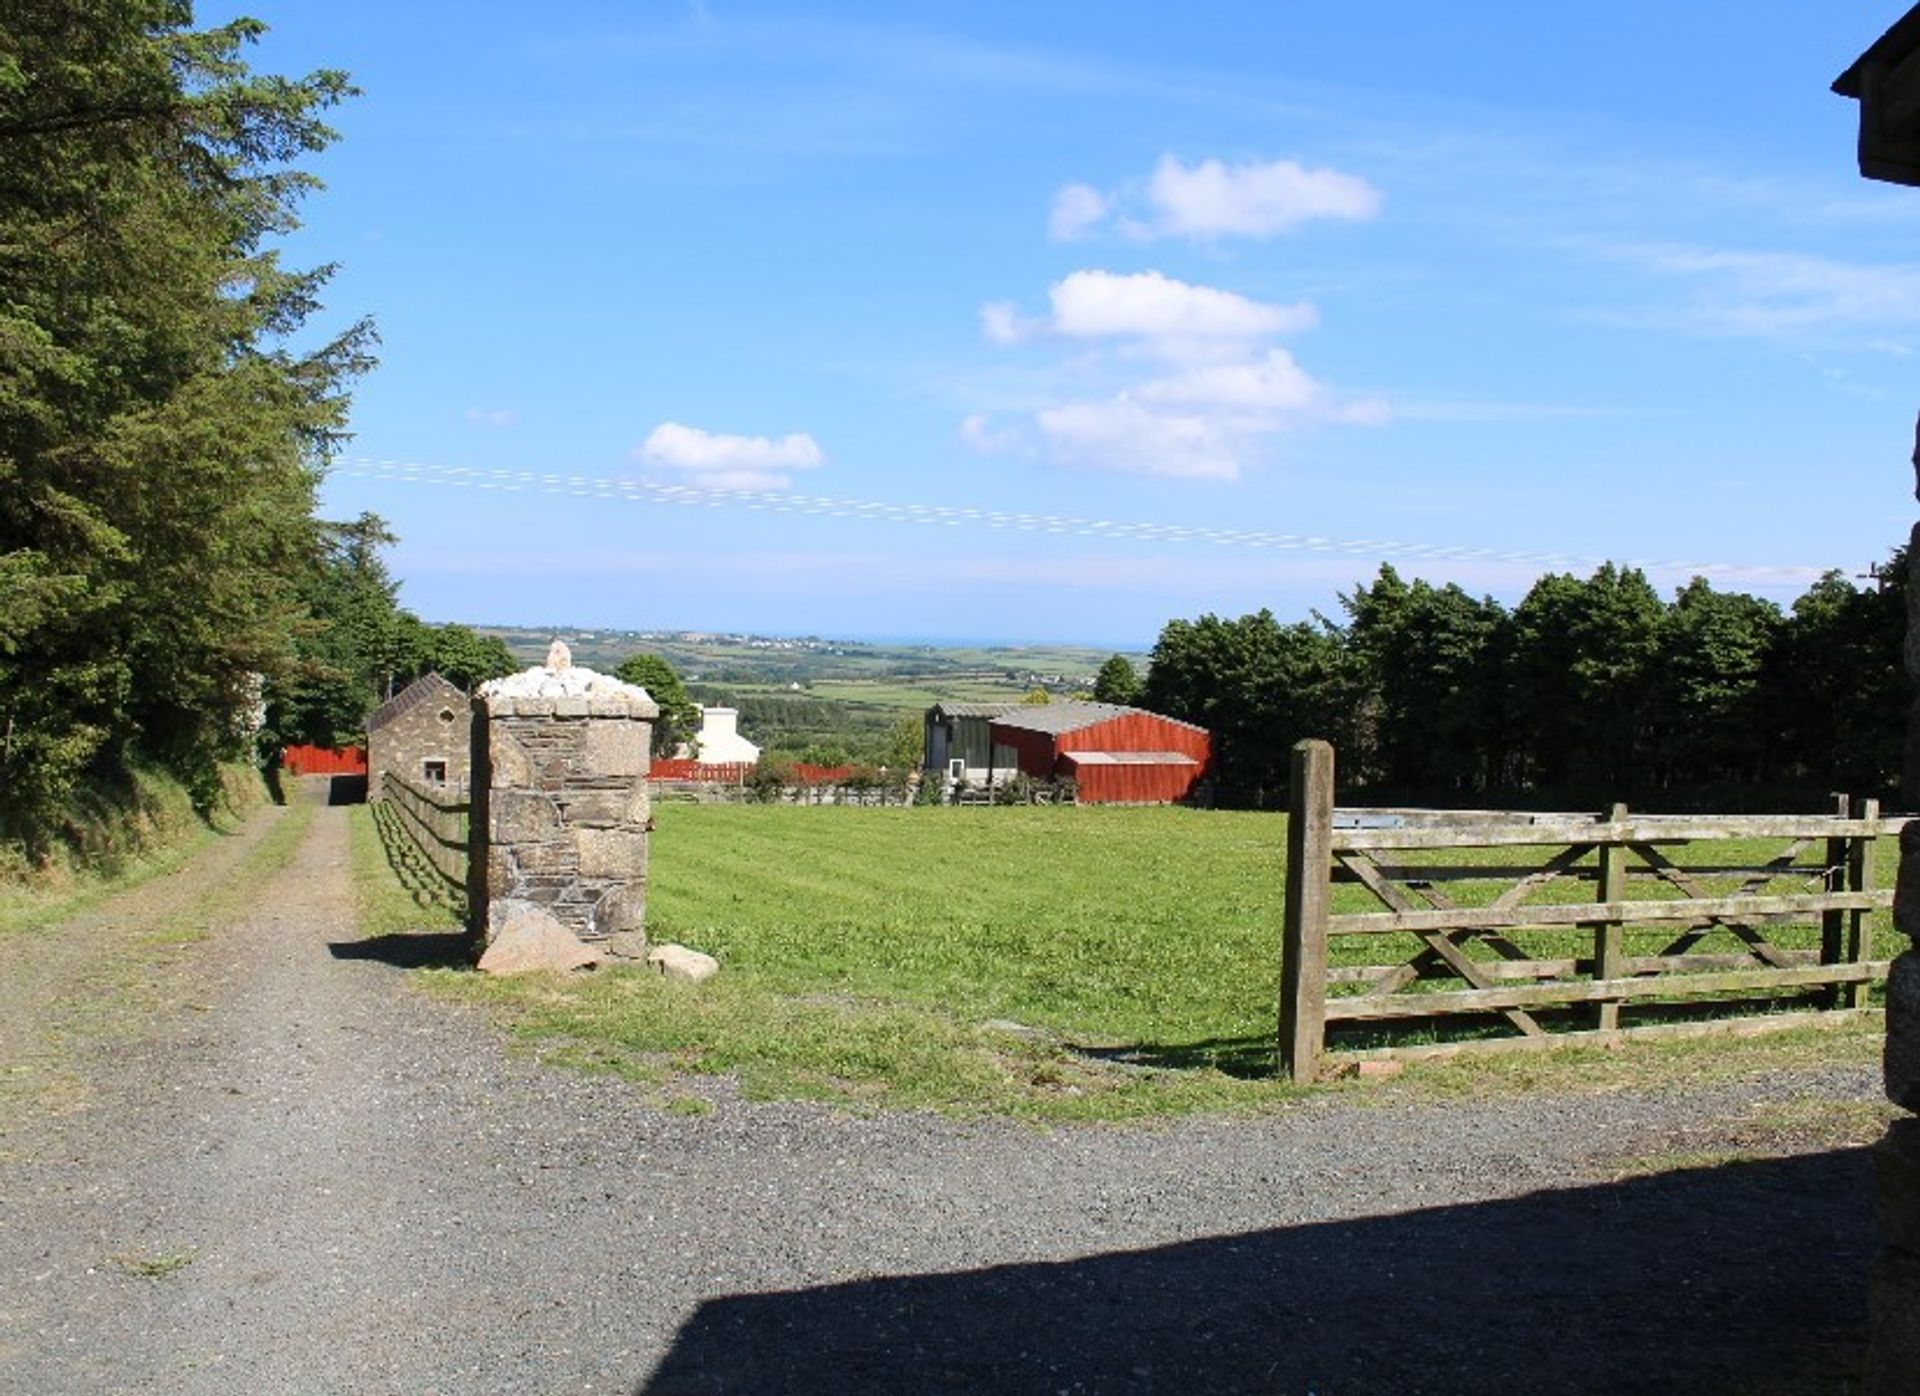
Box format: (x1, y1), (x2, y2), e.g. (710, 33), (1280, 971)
(467, 652), (659, 972)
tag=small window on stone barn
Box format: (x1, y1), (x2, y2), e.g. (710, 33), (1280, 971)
(438, 708), (455, 724)
(423, 760), (448, 783)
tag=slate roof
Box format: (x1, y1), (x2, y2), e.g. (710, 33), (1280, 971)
(989, 701), (1207, 738)
(927, 702), (1018, 720)
(365, 671), (466, 734)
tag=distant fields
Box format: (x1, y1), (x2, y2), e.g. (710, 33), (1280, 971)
(407, 805), (1893, 1119)
(483, 625), (1140, 757)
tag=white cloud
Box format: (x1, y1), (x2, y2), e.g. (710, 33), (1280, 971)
(1048, 182), (1110, 241)
(979, 300), (1032, 345)
(1147, 155), (1382, 238)
(1138, 349), (1321, 412)
(465, 407), (516, 428)
(1050, 269), (1315, 340)
(981, 270), (1315, 351)
(1030, 357), (1389, 482)
(1051, 154), (1382, 243)
(958, 413), (1029, 456)
(977, 282), (1383, 480)
(636, 421), (824, 491)
(1037, 398), (1239, 481)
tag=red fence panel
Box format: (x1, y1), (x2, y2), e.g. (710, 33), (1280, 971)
(649, 759), (753, 783)
(792, 763), (856, 784)
(282, 744), (367, 776)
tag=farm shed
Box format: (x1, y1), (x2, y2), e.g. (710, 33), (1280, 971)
(923, 702), (1020, 788)
(989, 702), (1210, 804)
(1057, 749), (1205, 805)
(366, 671), (469, 799)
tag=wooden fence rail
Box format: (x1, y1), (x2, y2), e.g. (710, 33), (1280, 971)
(380, 770), (470, 897)
(1279, 739), (1904, 1082)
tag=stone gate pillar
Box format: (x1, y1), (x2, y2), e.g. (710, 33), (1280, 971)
(469, 641), (658, 967)
(1872, 841), (1920, 1392)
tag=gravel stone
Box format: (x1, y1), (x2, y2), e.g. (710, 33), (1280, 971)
(0, 795), (1886, 1394)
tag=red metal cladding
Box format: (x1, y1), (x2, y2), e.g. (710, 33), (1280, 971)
(1055, 713), (1210, 764)
(988, 711), (1212, 804)
(281, 745), (368, 776)
(1060, 752), (1204, 805)
(993, 726), (1060, 778)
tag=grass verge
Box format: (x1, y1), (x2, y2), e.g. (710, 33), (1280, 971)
(347, 803), (1892, 1121)
(346, 804), (464, 939)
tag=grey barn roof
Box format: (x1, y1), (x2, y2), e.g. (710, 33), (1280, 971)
(927, 702), (1018, 719)
(989, 701), (1207, 738)
(366, 671), (466, 734)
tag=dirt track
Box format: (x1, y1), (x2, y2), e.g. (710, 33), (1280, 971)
(0, 793), (1888, 1394)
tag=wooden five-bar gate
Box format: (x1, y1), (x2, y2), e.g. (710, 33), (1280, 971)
(1281, 739), (1902, 1083)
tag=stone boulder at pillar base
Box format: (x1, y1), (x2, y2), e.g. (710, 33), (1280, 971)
(478, 903), (609, 976)
(647, 944), (720, 984)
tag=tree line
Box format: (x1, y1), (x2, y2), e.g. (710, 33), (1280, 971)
(1134, 557), (1908, 811)
(0, 5), (514, 852)
(263, 512), (516, 752)
(0, 3), (377, 846)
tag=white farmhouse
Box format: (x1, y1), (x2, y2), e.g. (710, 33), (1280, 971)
(691, 705), (760, 764)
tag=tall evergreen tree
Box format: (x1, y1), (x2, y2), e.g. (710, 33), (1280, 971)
(1092, 654), (1143, 706)
(1144, 609), (1348, 807)
(0, 3), (371, 828)
(1564, 564), (1665, 795)
(1339, 566), (1508, 795)
(1507, 573), (1588, 791)
(1769, 553), (1907, 798)
(1649, 578), (1781, 789)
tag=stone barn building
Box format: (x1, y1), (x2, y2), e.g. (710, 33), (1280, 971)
(366, 672), (470, 798)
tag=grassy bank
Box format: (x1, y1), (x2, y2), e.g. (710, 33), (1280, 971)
(0, 762), (270, 939)
(359, 803), (1892, 1120)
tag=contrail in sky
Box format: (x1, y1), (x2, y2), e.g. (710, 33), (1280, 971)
(333, 455), (1833, 585)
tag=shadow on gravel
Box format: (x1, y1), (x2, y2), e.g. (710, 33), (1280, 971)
(328, 932), (473, 970)
(638, 1147), (1869, 1396)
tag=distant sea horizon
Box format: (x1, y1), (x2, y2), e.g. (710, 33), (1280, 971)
(472, 621), (1153, 656)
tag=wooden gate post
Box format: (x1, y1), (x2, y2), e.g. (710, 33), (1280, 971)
(1280, 739), (1335, 1083)
(1824, 795), (1853, 1007)
(1593, 803), (1629, 1032)
(1845, 797), (1881, 1009)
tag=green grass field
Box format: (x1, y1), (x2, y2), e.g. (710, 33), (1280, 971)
(384, 803), (1892, 1120)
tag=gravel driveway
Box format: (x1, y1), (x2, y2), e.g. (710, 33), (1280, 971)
(0, 795), (1884, 1394)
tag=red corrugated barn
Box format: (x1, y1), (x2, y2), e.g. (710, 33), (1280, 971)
(987, 702), (1210, 805)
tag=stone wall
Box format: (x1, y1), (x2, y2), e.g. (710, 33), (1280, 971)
(367, 672), (470, 799)
(469, 656), (658, 961)
(1869, 824), (1920, 1392)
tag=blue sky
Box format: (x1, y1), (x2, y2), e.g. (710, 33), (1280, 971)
(243, 1), (1920, 646)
